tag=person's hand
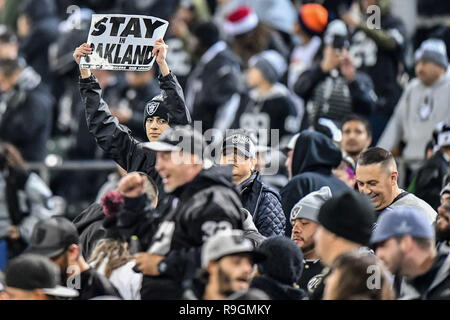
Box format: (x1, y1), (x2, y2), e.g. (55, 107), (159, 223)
(73, 43), (92, 78)
(321, 46), (341, 73)
(8, 225), (20, 240)
(134, 253), (164, 276)
(339, 50), (356, 82)
(340, 11), (361, 28)
(73, 43), (92, 65)
(110, 108), (132, 124)
(118, 172), (145, 198)
(152, 38), (170, 76)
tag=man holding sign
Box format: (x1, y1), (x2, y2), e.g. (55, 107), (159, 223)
(73, 30), (191, 208)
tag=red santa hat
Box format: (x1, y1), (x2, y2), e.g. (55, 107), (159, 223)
(224, 6), (259, 36)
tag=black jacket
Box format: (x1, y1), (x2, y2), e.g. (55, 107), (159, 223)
(239, 171), (285, 237)
(72, 202), (105, 260)
(73, 194), (161, 260)
(412, 150), (449, 211)
(0, 67), (53, 161)
(186, 41), (241, 132)
(140, 165), (244, 300)
(115, 80), (161, 142)
(281, 131), (349, 236)
(294, 64), (375, 127)
(348, 8), (406, 116)
(78, 71), (191, 206)
(231, 84), (299, 146)
(74, 268), (122, 300)
(19, 0), (59, 84)
(249, 276), (307, 300)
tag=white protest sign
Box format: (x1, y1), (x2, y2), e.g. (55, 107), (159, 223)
(80, 14), (168, 71)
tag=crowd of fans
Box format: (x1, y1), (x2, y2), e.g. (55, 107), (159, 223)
(0, 0), (450, 301)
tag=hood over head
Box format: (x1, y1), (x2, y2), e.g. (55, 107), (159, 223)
(291, 130), (342, 176)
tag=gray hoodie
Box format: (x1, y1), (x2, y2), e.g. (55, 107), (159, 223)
(378, 73), (450, 169)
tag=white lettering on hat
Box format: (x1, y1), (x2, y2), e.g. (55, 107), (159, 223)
(396, 221), (412, 233)
(146, 101), (160, 115)
(231, 134), (250, 145)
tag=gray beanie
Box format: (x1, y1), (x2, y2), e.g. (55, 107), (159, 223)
(415, 38), (448, 69)
(249, 50), (287, 83)
(290, 186), (332, 223)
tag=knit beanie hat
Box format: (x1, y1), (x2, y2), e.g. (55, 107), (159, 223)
(248, 50), (287, 83)
(298, 3), (329, 37)
(291, 186), (332, 223)
(257, 236), (304, 285)
(224, 6), (259, 37)
(143, 92), (172, 126)
(415, 38), (448, 69)
(318, 191), (376, 246)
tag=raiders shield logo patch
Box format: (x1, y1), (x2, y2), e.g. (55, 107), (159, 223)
(146, 101), (160, 116)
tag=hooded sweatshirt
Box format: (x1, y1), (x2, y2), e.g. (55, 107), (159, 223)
(280, 131), (349, 236)
(378, 74), (450, 169)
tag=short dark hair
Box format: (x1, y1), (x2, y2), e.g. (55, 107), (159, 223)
(357, 147), (395, 167)
(341, 114), (372, 138)
(0, 58), (22, 77)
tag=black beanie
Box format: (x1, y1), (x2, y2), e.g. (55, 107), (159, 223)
(318, 191), (376, 246)
(143, 92), (171, 126)
(257, 236), (303, 285)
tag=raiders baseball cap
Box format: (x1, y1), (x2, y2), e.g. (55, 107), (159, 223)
(5, 254), (79, 298)
(26, 217), (79, 258)
(222, 130), (257, 159)
(141, 125), (212, 166)
(201, 230), (266, 268)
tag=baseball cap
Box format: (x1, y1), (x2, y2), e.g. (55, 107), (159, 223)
(290, 186), (332, 223)
(26, 217), (79, 258)
(282, 132), (300, 155)
(222, 130), (257, 159)
(370, 207), (435, 245)
(5, 254), (78, 298)
(441, 183), (450, 196)
(201, 230), (266, 268)
(142, 125), (205, 156)
(435, 121), (450, 148)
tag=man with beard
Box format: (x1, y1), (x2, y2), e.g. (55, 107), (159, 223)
(436, 184), (450, 254)
(311, 190), (376, 299)
(25, 217), (121, 300)
(356, 147), (437, 223)
(188, 230), (266, 300)
(290, 187), (332, 293)
(371, 207), (450, 300)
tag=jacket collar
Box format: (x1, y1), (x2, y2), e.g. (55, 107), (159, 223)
(200, 41), (227, 66)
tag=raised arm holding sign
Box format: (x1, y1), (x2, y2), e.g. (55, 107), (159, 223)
(78, 14), (168, 71)
(74, 15), (191, 210)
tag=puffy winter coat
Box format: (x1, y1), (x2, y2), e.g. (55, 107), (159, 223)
(239, 171), (285, 237)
